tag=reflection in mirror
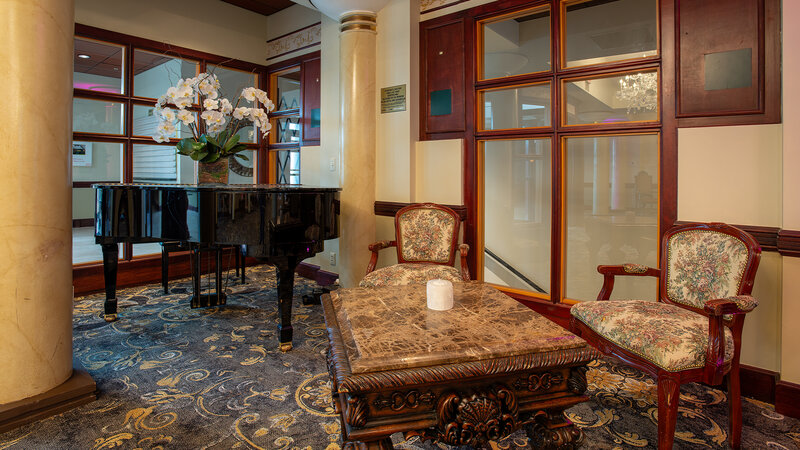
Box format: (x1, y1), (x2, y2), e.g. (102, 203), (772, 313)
(483, 139), (551, 295)
(275, 67), (301, 111)
(72, 142), (123, 264)
(481, 6), (550, 79)
(133, 50), (199, 100)
(564, 134), (659, 301)
(480, 83), (550, 130)
(564, 71), (658, 125)
(74, 37), (125, 94)
(564, 0), (657, 68)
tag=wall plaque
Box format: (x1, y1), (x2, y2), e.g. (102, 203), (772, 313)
(381, 85), (406, 113)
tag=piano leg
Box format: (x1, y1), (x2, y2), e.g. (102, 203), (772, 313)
(275, 256), (298, 352)
(101, 243), (119, 322)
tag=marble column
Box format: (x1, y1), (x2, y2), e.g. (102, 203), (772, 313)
(0, 0), (88, 411)
(338, 12), (378, 287)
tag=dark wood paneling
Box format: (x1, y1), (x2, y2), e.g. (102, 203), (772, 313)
(222, 0), (295, 17)
(73, 218), (94, 228)
(301, 56), (321, 144)
(676, 0), (781, 126)
(777, 230), (800, 257)
(739, 225), (780, 251)
(739, 364), (778, 404)
(374, 201), (467, 221)
(421, 18), (466, 136)
(776, 380), (800, 419)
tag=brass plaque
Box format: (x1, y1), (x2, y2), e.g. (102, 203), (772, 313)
(381, 85), (406, 113)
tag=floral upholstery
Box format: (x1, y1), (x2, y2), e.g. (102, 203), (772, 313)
(359, 264), (463, 288)
(397, 208), (456, 263)
(571, 300), (734, 371)
(623, 263), (649, 274)
(667, 230), (749, 310)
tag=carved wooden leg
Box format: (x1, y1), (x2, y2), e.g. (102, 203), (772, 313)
(525, 411), (584, 449)
(657, 374), (680, 450)
(274, 256), (297, 352)
(728, 366), (742, 449)
(342, 438), (394, 449)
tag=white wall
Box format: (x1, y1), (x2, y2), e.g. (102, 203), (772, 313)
(75, 0), (269, 64)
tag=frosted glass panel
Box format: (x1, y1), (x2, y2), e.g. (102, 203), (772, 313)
(483, 139), (551, 294)
(564, 134), (659, 301)
(73, 98), (125, 135)
(480, 83), (550, 130)
(564, 71), (658, 125)
(132, 144), (195, 184)
(564, 0), (657, 68)
(481, 6), (550, 79)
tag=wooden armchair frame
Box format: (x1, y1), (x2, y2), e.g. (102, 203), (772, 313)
(570, 222), (761, 449)
(365, 203), (470, 281)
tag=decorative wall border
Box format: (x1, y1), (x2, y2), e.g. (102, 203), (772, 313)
(420, 0), (471, 15)
(266, 22), (321, 61)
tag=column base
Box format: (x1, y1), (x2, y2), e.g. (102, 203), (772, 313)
(0, 368), (97, 433)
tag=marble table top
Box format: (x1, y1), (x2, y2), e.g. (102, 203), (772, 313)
(328, 282), (588, 374)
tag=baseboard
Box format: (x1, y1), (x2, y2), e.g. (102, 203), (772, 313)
(0, 368), (97, 433)
(776, 380), (800, 418)
(296, 262), (338, 286)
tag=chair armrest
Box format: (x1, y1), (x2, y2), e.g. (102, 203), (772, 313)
(596, 264), (660, 300)
(703, 295), (758, 316)
(366, 240), (396, 275)
(458, 243), (470, 281)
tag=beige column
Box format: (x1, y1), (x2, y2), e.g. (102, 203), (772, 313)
(0, 0), (91, 415)
(338, 12), (378, 287)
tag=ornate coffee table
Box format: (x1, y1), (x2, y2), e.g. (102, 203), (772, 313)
(322, 282), (599, 449)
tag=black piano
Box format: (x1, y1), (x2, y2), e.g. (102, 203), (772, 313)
(94, 183), (340, 351)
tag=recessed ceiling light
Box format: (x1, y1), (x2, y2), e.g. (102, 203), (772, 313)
(77, 54), (91, 59)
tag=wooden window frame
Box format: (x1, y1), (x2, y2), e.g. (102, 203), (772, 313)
(72, 24), (269, 295)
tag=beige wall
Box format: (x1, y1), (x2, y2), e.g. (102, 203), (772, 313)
(782, 0), (800, 384)
(75, 0), (268, 64)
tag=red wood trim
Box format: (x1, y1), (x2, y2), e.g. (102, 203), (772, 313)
(776, 380), (800, 419)
(73, 249), (258, 296)
(738, 364), (778, 404)
(513, 296), (572, 329)
(266, 50), (321, 73)
(267, 22), (321, 43)
(72, 218), (94, 228)
(738, 225), (779, 251)
(374, 201), (467, 221)
(777, 230), (800, 257)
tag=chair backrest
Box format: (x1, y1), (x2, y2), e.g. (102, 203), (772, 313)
(394, 203), (460, 266)
(660, 223), (761, 311)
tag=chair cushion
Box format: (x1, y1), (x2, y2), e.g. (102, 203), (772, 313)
(571, 300), (734, 372)
(397, 208), (456, 263)
(359, 264), (463, 288)
(666, 229), (749, 310)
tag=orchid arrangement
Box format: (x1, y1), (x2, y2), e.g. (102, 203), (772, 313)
(152, 72), (275, 163)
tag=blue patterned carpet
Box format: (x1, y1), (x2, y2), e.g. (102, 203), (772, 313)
(0, 264), (798, 449)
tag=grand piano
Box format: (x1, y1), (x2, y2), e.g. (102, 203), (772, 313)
(94, 183), (340, 351)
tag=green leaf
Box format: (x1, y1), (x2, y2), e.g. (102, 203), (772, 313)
(190, 151), (208, 162)
(205, 134), (219, 147)
(204, 153), (221, 163)
(223, 134), (241, 152)
(229, 143), (247, 154)
(234, 153), (249, 161)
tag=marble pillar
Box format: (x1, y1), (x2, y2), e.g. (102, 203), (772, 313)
(0, 0), (77, 404)
(338, 12), (377, 287)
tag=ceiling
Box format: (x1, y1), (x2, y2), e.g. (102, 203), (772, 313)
(220, 0), (296, 16)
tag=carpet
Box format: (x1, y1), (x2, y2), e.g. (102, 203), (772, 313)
(1, 264), (798, 449)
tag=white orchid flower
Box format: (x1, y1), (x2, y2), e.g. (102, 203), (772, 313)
(160, 108), (176, 122)
(219, 98), (233, 115)
(176, 109), (195, 125)
(201, 110), (226, 128)
(207, 122), (226, 133)
(153, 133), (169, 143)
(233, 107), (249, 120)
(203, 99), (219, 110)
(250, 108), (268, 123)
(242, 87), (257, 102)
(156, 120), (176, 136)
(262, 98), (276, 112)
(173, 97), (192, 109)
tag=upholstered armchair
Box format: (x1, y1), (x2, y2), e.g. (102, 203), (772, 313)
(570, 222), (761, 450)
(359, 203), (470, 287)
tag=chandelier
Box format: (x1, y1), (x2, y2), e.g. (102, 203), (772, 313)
(615, 72), (658, 113)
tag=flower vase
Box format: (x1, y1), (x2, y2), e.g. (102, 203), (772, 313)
(198, 158), (229, 185)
